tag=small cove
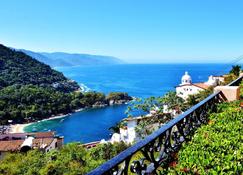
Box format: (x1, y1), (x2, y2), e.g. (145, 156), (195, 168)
(24, 64), (231, 143)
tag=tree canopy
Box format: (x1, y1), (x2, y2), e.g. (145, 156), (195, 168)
(229, 65), (241, 76)
(0, 142), (129, 175)
(0, 44), (132, 125)
(0, 44), (79, 92)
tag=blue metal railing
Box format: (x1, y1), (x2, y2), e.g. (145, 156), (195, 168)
(227, 75), (243, 86)
(87, 76), (242, 175)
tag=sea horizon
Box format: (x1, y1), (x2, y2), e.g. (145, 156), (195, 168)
(24, 63), (237, 143)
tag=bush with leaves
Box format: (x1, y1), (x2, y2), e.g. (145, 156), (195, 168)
(123, 92), (185, 139)
(162, 101), (243, 174)
(0, 85), (130, 125)
(126, 91), (185, 118)
(0, 44), (79, 92)
(0, 142), (129, 175)
(186, 86), (214, 108)
(229, 65), (241, 76)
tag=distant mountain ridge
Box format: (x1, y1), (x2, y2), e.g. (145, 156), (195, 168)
(19, 49), (124, 67)
(0, 44), (79, 92)
(0, 43), (131, 125)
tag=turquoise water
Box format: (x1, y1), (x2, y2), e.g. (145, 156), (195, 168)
(24, 64), (231, 143)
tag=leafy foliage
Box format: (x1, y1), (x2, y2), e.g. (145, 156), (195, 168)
(229, 65), (241, 76)
(240, 80), (243, 99)
(0, 85), (71, 124)
(106, 92), (132, 101)
(123, 91), (185, 139)
(0, 84), (130, 125)
(0, 44), (132, 125)
(161, 91), (187, 111)
(0, 142), (129, 175)
(222, 65), (242, 85)
(0, 44), (79, 92)
(163, 101), (243, 174)
(126, 91), (185, 117)
(223, 74), (238, 85)
(186, 86), (214, 107)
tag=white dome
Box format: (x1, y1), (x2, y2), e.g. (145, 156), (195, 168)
(181, 71), (192, 85)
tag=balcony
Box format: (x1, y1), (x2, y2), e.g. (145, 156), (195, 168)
(87, 76), (242, 175)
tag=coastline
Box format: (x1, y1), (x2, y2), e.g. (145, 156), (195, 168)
(9, 123), (32, 133)
(8, 101), (131, 134)
(9, 113), (74, 134)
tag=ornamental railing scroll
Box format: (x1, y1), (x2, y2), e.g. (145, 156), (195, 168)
(87, 91), (225, 175)
(87, 76), (242, 175)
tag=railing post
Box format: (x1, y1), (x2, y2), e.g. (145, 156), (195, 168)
(87, 92), (224, 175)
(87, 76), (242, 175)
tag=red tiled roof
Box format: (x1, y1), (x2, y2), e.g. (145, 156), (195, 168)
(32, 132), (55, 138)
(0, 138), (55, 152)
(0, 140), (23, 152)
(0, 132), (55, 141)
(193, 83), (210, 90)
(176, 83), (209, 90)
(32, 138), (54, 148)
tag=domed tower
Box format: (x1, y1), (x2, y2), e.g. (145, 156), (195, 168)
(180, 71), (192, 85)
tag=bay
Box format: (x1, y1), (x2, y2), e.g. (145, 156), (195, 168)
(24, 64), (231, 143)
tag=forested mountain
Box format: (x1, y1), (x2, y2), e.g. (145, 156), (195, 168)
(0, 44), (79, 92)
(0, 44), (131, 125)
(20, 49), (124, 67)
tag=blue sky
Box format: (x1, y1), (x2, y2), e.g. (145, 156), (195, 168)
(0, 0), (243, 63)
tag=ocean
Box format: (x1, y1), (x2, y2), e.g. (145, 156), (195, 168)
(24, 64), (231, 143)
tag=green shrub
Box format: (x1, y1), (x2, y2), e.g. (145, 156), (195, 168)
(163, 101), (243, 174)
(106, 92), (132, 101)
(0, 142), (129, 175)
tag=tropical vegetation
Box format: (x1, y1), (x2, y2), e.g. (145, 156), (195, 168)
(162, 101), (242, 174)
(229, 65), (241, 76)
(125, 91), (186, 117)
(0, 85), (132, 125)
(222, 65), (242, 85)
(0, 142), (129, 175)
(0, 44), (79, 92)
(0, 42), (242, 174)
(0, 44), (132, 125)
(123, 91), (186, 139)
(186, 86), (214, 107)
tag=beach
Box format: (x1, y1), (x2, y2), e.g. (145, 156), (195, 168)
(9, 113), (72, 133)
(21, 64), (231, 143)
(9, 123), (31, 133)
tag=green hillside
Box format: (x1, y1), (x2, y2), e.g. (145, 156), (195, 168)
(0, 44), (79, 92)
(0, 44), (131, 125)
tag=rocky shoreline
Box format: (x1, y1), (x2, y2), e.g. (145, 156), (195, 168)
(92, 92), (133, 108)
(8, 94), (133, 134)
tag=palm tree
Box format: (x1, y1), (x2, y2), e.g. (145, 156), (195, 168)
(186, 94), (197, 108)
(159, 91), (185, 112)
(230, 65), (241, 76)
(109, 121), (126, 134)
(135, 120), (153, 139)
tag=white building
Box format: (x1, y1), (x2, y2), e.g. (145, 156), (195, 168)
(111, 118), (138, 144)
(0, 132), (63, 159)
(110, 113), (159, 144)
(209, 75), (224, 85)
(176, 71), (211, 99)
